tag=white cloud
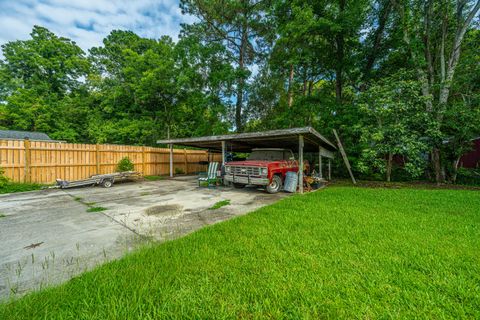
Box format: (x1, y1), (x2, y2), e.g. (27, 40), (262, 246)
(0, 0), (192, 54)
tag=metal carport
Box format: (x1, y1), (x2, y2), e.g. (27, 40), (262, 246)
(157, 127), (337, 193)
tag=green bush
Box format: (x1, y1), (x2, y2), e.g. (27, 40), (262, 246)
(175, 167), (185, 175)
(0, 167), (42, 194)
(456, 168), (480, 186)
(116, 157), (134, 172)
(0, 167), (9, 188)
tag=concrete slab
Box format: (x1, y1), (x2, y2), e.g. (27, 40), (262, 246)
(0, 177), (288, 300)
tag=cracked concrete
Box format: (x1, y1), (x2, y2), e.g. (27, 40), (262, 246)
(0, 176), (288, 300)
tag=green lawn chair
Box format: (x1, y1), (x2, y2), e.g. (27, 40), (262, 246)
(198, 162), (219, 187)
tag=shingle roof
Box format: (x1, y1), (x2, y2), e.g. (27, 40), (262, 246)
(0, 130), (52, 141)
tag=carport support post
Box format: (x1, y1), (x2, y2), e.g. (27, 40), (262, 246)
(318, 146), (323, 179)
(298, 135), (304, 194)
(221, 141), (226, 165)
(328, 159), (331, 180)
(169, 144), (173, 178)
(221, 140), (226, 185)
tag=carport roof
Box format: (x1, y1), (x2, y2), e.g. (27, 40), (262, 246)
(157, 127), (337, 153)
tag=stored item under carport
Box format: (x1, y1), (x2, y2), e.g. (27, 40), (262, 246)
(55, 171), (141, 189)
(284, 171), (298, 193)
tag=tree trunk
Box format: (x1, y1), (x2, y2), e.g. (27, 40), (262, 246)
(451, 156), (461, 184)
(432, 147), (443, 184)
(335, 37), (344, 104)
(335, 0), (345, 105)
(386, 152), (393, 182)
(236, 31), (247, 132)
(363, 0), (392, 81)
(287, 64), (294, 107)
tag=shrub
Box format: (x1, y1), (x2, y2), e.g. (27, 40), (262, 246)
(456, 168), (480, 186)
(175, 167), (185, 175)
(116, 157), (134, 172)
(0, 167), (9, 188)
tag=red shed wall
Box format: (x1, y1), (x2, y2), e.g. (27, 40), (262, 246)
(460, 138), (480, 168)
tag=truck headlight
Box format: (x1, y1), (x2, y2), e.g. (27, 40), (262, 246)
(225, 166), (231, 173)
(261, 168), (268, 175)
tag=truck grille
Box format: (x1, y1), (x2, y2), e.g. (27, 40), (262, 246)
(230, 166), (260, 176)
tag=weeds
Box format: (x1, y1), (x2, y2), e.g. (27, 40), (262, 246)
(209, 199), (231, 210)
(144, 175), (163, 181)
(0, 182), (42, 194)
(86, 207), (107, 213)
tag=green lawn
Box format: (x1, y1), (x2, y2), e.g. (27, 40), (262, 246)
(1, 187), (479, 319)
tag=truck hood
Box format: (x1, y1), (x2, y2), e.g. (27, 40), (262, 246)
(226, 160), (281, 167)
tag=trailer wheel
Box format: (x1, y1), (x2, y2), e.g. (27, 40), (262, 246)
(101, 179), (113, 188)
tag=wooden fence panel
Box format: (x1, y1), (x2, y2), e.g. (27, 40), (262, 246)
(0, 139), (223, 184)
(0, 140), (25, 182)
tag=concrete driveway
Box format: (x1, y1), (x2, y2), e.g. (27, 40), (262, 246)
(0, 176), (287, 300)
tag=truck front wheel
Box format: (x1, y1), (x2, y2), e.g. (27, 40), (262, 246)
(266, 175), (282, 194)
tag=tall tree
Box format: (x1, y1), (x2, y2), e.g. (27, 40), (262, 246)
(394, 0), (480, 182)
(0, 26), (90, 140)
(180, 0), (271, 131)
(270, 0), (368, 106)
(88, 30), (230, 144)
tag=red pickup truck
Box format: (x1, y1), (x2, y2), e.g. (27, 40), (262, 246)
(224, 148), (309, 193)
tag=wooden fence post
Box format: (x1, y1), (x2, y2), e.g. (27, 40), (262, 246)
(24, 138), (31, 183)
(95, 144), (100, 175)
(184, 149), (188, 174)
(142, 146), (146, 175)
(169, 144), (174, 177)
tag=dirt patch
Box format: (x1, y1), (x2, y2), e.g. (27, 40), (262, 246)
(144, 204), (183, 217)
(253, 195), (276, 201)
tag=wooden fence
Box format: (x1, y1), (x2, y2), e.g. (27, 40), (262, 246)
(0, 139), (221, 184)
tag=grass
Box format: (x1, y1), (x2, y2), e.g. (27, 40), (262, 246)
(0, 182), (42, 194)
(86, 207), (107, 213)
(144, 175), (163, 181)
(1, 187), (479, 319)
(0, 213), (5, 218)
(209, 199), (230, 210)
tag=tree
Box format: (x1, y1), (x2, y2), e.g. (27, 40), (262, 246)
(441, 29), (480, 182)
(270, 0), (368, 106)
(393, 0), (480, 183)
(0, 26), (90, 140)
(180, 0), (271, 131)
(88, 30), (230, 145)
(357, 72), (428, 181)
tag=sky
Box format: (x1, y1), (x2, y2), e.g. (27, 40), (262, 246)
(0, 0), (194, 53)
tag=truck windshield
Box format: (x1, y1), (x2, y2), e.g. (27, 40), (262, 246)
(247, 150), (289, 161)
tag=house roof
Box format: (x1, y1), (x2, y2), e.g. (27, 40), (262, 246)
(157, 127), (337, 153)
(0, 130), (52, 141)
